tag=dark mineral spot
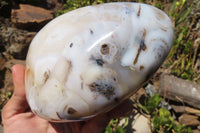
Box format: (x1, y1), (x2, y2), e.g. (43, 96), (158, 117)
(140, 65), (144, 71)
(161, 27), (167, 32)
(137, 5), (141, 17)
(68, 107), (77, 114)
(101, 44), (110, 55)
(96, 59), (104, 66)
(44, 70), (50, 83)
(140, 41), (147, 51)
(140, 29), (147, 51)
(70, 43), (73, 48)
(89, 29), (94, 34)
(89, 82), (115, 100)
(133, 46), (142, 65)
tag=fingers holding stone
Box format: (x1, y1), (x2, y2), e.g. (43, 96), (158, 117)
(2, 65), (29, 122)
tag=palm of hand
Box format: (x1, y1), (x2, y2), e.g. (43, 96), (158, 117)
(3, 110), (91, 133)
(3, 105), (111, 133)
(2, 65), (132, 133)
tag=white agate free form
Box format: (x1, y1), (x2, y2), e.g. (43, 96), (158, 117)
(25, 2), (174, 121)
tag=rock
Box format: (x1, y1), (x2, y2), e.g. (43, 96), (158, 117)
(11, 4), (53, 31)
(132, 114), (151, 133)
(25, 2), (174, 122)
(178, 114), (200, 127)
(118, 112), (151, 133)
(6, 31), (36, 59)
(193, 130), (200, 133)
(0, 24), (36, 59)
(171, 105), (185, 113)
(130, 88), (147, 103)
(159, 74), (200, 109)
(172, 105), (200, 117)
(145, 84), (158, 97)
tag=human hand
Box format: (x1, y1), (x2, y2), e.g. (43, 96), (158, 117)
(2, 64), (133, 133)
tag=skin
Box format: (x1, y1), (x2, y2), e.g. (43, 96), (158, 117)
(2, 64), (133, 133)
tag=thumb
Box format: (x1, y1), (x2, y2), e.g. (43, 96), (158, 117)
(2, 64), (29, 122)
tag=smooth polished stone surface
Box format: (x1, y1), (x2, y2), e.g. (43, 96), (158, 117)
(25, 2), (174, 122)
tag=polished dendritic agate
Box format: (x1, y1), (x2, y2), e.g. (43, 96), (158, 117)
(25, 2), (174, 121)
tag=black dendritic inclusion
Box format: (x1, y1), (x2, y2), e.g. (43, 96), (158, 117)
(89, 82), (115, 100)
(96, 59), (104, 66)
